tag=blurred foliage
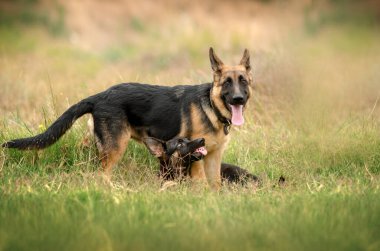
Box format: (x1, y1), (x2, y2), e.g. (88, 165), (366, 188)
(304, 0), (380, 34)
(0, 0), (66, 36)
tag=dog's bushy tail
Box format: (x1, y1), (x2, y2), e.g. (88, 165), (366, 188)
(2, 98), (94, 150)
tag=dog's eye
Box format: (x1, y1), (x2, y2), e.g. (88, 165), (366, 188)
(177, 143), (183, 148)
(223, 78), (232, 86)
(239, 75), (248, 85)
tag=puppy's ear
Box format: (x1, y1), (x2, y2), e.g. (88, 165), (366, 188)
(143, 137), (165, 157)
(239, 48), (251, 72)
(209, 47), (224, 73)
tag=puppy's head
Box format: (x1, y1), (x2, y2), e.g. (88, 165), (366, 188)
(143, 137), (207, 164)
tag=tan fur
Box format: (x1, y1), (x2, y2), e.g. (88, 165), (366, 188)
(130, 127), (148, 142)
(178, 110), (189, 137)
(203, 149), (223, 189)
(99, 126), (131, 175)
(187, 102), (230, 189)
(201, 99), (219, 129)
(190, 159), (206, 180)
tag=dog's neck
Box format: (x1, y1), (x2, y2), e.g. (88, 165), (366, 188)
(210, 98), (231, 135)
(209, 88), (231, 135)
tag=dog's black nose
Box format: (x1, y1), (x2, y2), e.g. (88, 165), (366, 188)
(195, 138), (205, 145)
(232, 95), (244, 104)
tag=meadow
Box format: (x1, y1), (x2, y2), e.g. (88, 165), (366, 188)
(1, 1), (380, 250)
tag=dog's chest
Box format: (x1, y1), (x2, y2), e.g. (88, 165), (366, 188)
(203, 130), (230, 153)
(181, 102), (231, 154)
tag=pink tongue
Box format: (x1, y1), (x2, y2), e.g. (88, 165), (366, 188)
(195, 146), (208, 156)
(230, 105), (244, 126)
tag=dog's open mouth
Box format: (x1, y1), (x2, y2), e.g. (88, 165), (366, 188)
(194, 146), (207, 156)
(191, 146), (207, 161)
(229, 104), (244, 126)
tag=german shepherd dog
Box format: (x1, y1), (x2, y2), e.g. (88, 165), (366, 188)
(143, 137), (260, 186)
(2, 48), (253, 189)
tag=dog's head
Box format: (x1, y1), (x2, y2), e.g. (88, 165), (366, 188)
(209, 48), (253, 126)
(143, 137), (207, 171)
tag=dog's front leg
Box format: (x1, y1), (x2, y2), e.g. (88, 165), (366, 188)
(203, 150), (222, 191)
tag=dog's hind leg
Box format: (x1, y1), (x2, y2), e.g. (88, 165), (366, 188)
(99, 130), (130, 175)
(93, 115), (130, 176)
(82, 116), (95, 147)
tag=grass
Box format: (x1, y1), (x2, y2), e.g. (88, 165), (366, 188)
(1, 190), (379, 251)
(1, 116), (379, 251)
(1, 1), (380, 250)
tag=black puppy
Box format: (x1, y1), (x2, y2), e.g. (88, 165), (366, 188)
(143, 137), (207, 180)
(220, 163), (260, 185)
(143, 137), (260, 185)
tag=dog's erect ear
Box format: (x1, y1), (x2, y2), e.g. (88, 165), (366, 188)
(143, 137), (165, 158)
(209, 47), (224, 73)
(240, 48), (251, 72)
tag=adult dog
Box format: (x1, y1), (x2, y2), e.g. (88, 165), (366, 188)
(2, 48), (253, 189)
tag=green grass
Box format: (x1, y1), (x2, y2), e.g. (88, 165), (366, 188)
(1, 116), (380, 251)
(1, 190), (379, 251)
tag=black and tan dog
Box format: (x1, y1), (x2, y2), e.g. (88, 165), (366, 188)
(2, 48), (253, 189)
(143, 137), (260, 186)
